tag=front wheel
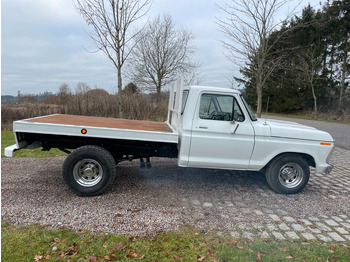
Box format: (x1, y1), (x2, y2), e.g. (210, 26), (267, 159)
(62, 145), (116, 196)
(265, 154), (310, 194)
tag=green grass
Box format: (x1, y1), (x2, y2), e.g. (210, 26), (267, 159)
(1, 131), (67, 158)
(2, 221), (350, 262)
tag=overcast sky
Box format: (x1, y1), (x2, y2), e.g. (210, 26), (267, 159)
(2, 0), (325, 96)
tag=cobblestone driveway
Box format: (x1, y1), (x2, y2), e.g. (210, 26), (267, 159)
(2, 148), (350, 243)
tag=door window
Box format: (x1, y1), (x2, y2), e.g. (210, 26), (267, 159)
(199, 94), (244, 122)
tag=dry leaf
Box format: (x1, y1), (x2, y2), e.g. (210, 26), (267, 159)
(256, 251), (262, 262)
(88, 256), (98, 262)
(34, 254), (43, 262)
(53, 238), (60, 243)
(127, 253), (138, 258)
(112, 242), (125, 252)
(329, 245), (336, 250)
(230, 238), (238, 245)
(197, 255), (206, 261)
(280, 247), (288, 252)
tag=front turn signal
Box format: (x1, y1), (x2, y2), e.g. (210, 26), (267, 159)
(320, 142), (332, 146)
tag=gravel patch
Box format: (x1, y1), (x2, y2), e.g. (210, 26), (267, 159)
(2, 148), (350, 240)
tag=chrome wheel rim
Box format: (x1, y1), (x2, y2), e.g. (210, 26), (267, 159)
(278, 162), (303, 188)
(73, 159), (103, 187)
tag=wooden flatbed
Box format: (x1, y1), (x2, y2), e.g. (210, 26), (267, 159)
(13, 114), (178, 144)
(25, 114), (174, 133)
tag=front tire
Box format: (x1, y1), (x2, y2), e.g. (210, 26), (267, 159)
(62, 145), (116, 196)
(265, 154), (310, 194)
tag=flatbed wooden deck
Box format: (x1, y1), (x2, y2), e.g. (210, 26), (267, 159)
(25, 114), (173, 133)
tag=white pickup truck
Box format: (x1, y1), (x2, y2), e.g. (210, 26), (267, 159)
(5, 80), (334, 196)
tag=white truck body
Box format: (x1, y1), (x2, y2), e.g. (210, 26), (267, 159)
(5, 80), (334, 195)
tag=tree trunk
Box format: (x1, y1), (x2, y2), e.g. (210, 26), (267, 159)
(311, 82), (317, 115)
(256, 68), (263, 118)
(338, 34), (348, 112)
(156, 76), (162, 102)
(117, 67), (124, 118)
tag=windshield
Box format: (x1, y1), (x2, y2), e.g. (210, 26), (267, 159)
(240, 95), (257, 121)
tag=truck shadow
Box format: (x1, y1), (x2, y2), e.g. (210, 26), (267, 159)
(114, 159), (269, 193)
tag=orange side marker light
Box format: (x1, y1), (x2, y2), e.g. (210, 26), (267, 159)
(81, 128), (87, 135)
(320, 142), (331, 146)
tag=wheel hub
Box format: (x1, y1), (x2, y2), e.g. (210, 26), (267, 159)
(278, 162), (303, 188)
(73, 159), (103, 187)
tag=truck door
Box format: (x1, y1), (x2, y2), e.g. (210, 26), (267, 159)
(188, 93), (255, 169)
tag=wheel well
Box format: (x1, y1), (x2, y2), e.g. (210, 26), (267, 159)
(263, 152), (315, 171)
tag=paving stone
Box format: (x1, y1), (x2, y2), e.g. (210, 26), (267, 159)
(335, 227), (349, 235)
(331, 216), (344, 222)
(317, 234), (332, 242)
(285, 231), (300, 240)
(291, 224), (306, 232)
(266, 224), (277, 231)
(230, 231), (240, 238)
(192, 200), (201, 206)
(254, 210), (264, 216)
(272, 232), (285, 240)
(299, 219), (312, 226)
(308, 226), (322, 234)
(269, 214), (281, 221)
(301, 233), (316, 240)
(308, 217), (320, 222)
(344, 235), (350, 241)
(242, 231), (255, 239)
(316, 222), (332, 231)
(341, 222), (350, 229)
(327, 232), (346, 242)
(203, 202), (213, 208)
(283, 216), (297, 223)
(279, 223), (290, 231)
(325, 219), (339, 226)
(259, 231), (270, 239)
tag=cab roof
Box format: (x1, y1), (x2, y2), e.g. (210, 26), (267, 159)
(185, 85), (242, 95)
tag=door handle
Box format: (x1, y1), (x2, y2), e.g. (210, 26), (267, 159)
(199, 126), (208, 129)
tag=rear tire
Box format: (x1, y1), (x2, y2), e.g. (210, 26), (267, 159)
(62, 145), (116, 196)
(265, 154), (310, 194)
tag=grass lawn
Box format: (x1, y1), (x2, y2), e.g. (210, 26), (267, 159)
(1, 131), (67, 158)
(2, 222), (350, 262)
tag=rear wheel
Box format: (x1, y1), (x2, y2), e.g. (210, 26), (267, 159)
(62, 145), (116, 196)
(265, 154), (310, 194)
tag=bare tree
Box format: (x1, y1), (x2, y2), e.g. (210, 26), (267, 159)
(130, 14), (196, 98)
(75, 0), (152, 118)
(297, 48), (323, 115)
(217, 0), (298, 117)
(183, 66), (206, 86)
(57, 83), (72, 105)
